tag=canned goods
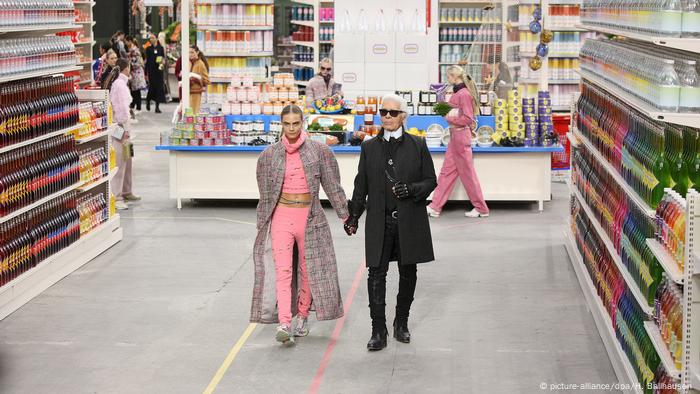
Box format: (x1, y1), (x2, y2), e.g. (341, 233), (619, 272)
(184, 116), (195, 124)
(202, 138), (214, 146)
(195, 123), (206, 132)
(189, 138), (200, 146)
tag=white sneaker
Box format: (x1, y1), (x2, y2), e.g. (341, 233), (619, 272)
(465, 208), (489, 218)
(276, 325), (295, 345)
(115, 200), (129, 210)
(426, 206), (440, 218)
(294, 316), (309, 337)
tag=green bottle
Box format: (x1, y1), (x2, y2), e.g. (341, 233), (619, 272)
(671, 126), (689, 196)
(652, 128), (672, 208)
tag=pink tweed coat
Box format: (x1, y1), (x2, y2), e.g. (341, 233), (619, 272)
(250, 137), (349, 323)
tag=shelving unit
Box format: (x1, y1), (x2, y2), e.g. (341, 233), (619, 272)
(288, 0), (335, 86)
(73, 0), (96, 85)
(0, 23), (121, 320)
(567, 21), (700, 392)
(194, 0), (274, 105)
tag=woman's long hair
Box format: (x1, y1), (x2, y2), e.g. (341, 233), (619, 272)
(105, 58), (130, 91)
(191, 45), (210, 72)
(447, 65), (480, 116)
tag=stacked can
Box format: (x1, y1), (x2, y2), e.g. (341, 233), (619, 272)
(507, 89), (524, 139)
(538, 91), (554, 146)
(522, 97), (538, 147)
(493, 99), (509, 144)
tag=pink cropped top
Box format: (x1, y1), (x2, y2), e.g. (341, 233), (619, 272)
(281, 133), (310, 194)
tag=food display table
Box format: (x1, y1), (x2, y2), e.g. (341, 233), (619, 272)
(155, 143), (564, 211)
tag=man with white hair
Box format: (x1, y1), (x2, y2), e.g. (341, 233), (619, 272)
(345, 94), (437, 351)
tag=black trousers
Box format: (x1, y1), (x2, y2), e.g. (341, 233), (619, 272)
(367, 214), (417, 330)
(130, 89), (141, 110)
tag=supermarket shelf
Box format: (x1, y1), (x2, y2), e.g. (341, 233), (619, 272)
(571, 183), (654, 316)
(73, 0), (96, 4)
(573, 128), (656, 218)
(76, 126), (113, 144)
(580, 70), (700, 129)
(439, 62), (494, 65)
(291, 0), (314, 5)
(197, 24), (273, 31)
(643, 321), (682, 379)
(77, 21), (96, 27)
(517, 25), (585, 32)
(291, 20), (315, 28)
(439, 41), (502, 45)
(77, 60), (93, 65)
(0, 215), (122, 321)
(210, 76), (268, 84)
(567, 132), (580, 147)
(198, 0), (273, 3)
(552, 105), (572, 111)
(520, 51), (579, 58)
(75, 40), (95, 46)
(296, 81), (309, 86)
(0, 24), (81, 36)
(205, 51), (273, 57)
(0, 124), (81, 154)
(645, 238), (685, 284)
(0, 65), (81, 84)
(439, 0), (503, 3)
(291, 40), (316, 48)
(520, 0), (580, 3)
(439, 21), (502, 24)
(78, 80), (92, 85)
(292, 61), (315, 68)
(77, 170), (117, 193)
(320, 21), (334, 24)
(319, 40), (334, 44)
(520, 78), (580, 85)
(563, 229), (644, 394)
(577, 24), (700, 55)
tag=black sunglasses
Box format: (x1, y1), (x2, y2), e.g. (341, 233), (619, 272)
(379, 109), (404, 118)
(320, 66), (332, 71)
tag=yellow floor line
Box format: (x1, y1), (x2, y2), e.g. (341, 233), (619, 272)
(203, 323), (257, 394)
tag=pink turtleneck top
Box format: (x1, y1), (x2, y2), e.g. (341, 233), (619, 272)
(281, 133), (310, 194)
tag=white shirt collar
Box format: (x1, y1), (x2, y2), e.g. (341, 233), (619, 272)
(383, 126), (404, 141)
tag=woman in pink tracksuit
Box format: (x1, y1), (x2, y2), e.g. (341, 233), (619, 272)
(252, 105), (349, 346)
(427, 65), (489, 218)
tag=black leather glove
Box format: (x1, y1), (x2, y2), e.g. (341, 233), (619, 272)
(392, 182), (414, 200)
(344, 216), (358, 236)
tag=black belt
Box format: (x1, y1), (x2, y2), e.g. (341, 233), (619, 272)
(386, 210), (398, 219)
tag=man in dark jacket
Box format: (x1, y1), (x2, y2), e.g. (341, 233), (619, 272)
(345, 94), (437, 351)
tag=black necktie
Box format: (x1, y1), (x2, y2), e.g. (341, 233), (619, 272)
(389, 137), (397, 143)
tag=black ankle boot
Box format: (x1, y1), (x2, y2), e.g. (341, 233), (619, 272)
(155, 105), (162, 114)
(367, 325), (387, 351)
(393, 319), (410, 343)
(146, 101), (151, 111)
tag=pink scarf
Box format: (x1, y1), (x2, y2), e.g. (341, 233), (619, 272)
(282, 132), (307, 153)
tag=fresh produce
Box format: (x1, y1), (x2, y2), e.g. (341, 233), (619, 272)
(407, 127), (426, 137)
(433, 102), (453, 117)
(314, 94), (346, 113)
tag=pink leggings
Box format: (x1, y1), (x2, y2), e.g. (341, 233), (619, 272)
(429, 128), (489, 214)
(270, 205), (312, 326)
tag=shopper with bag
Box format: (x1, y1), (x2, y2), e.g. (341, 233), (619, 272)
(427, 65), (490, 218)
(251, 105), (349, 346)
(144, 33), (166, 113)
(125, 36), (147, 114)
(109, 58), (141, 210)
(187, 45), (210, 114)
(345, 94), (437, 351)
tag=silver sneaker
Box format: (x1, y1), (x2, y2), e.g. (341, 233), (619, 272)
(275, 325), (294, 345)
(465, 208), (489, 218)
(294, 316), (309, 337)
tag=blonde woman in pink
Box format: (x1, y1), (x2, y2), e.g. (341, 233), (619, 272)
(251, 105), (349, 345)
(427, 65), (489, 218)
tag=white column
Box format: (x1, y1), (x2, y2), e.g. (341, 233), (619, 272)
(181, 0), (191, 109)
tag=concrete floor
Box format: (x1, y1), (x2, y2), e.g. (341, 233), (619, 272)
(0, 103), (618, 394)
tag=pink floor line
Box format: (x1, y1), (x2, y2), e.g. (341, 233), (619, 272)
(309, 261), (366, 394)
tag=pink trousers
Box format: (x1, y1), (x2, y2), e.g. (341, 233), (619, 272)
(270, 205), (312, 326)
(429, 128), (489, 214)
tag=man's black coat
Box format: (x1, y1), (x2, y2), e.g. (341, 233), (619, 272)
(350, 130), (437, 267)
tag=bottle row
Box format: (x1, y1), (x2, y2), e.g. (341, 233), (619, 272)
(293, 46), (314, 63)
(572, 146), (661, 307)
(580, 38), (700, 113)
(519, 31), (595, 54)
(0, 76), (78, 149)
(291, 6), (314, 21)
(78, 147), (108, 186)
(577, 81), (700, 209)
(0, 36), (76, 77)
(77, 193), (108, 237)
(656, 189), (686, 274)
(571, 202), (663, 390)
(292, 26), (314, 42)
(319, 7), (334, 22)
(439, 7), (502, 23)
(76, 101), (111, 140)
(319, 27), (334, 42)
(0, 192), (80, 287)
(0, 0), (74, 27)
(439, 27), (502, 43)
(0, 135), (80, 217)
(196, 31), (273, 54)
(195, 4), (273, 27)
(654, 274), (684, 370)
(439, 45), (501, 65)
(519, 84), (579, 108)
(518, 5), (580, 27)
(207, 57), (271, 82)
(580, 0), (700, 37)
(518, 58), (581, 81)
